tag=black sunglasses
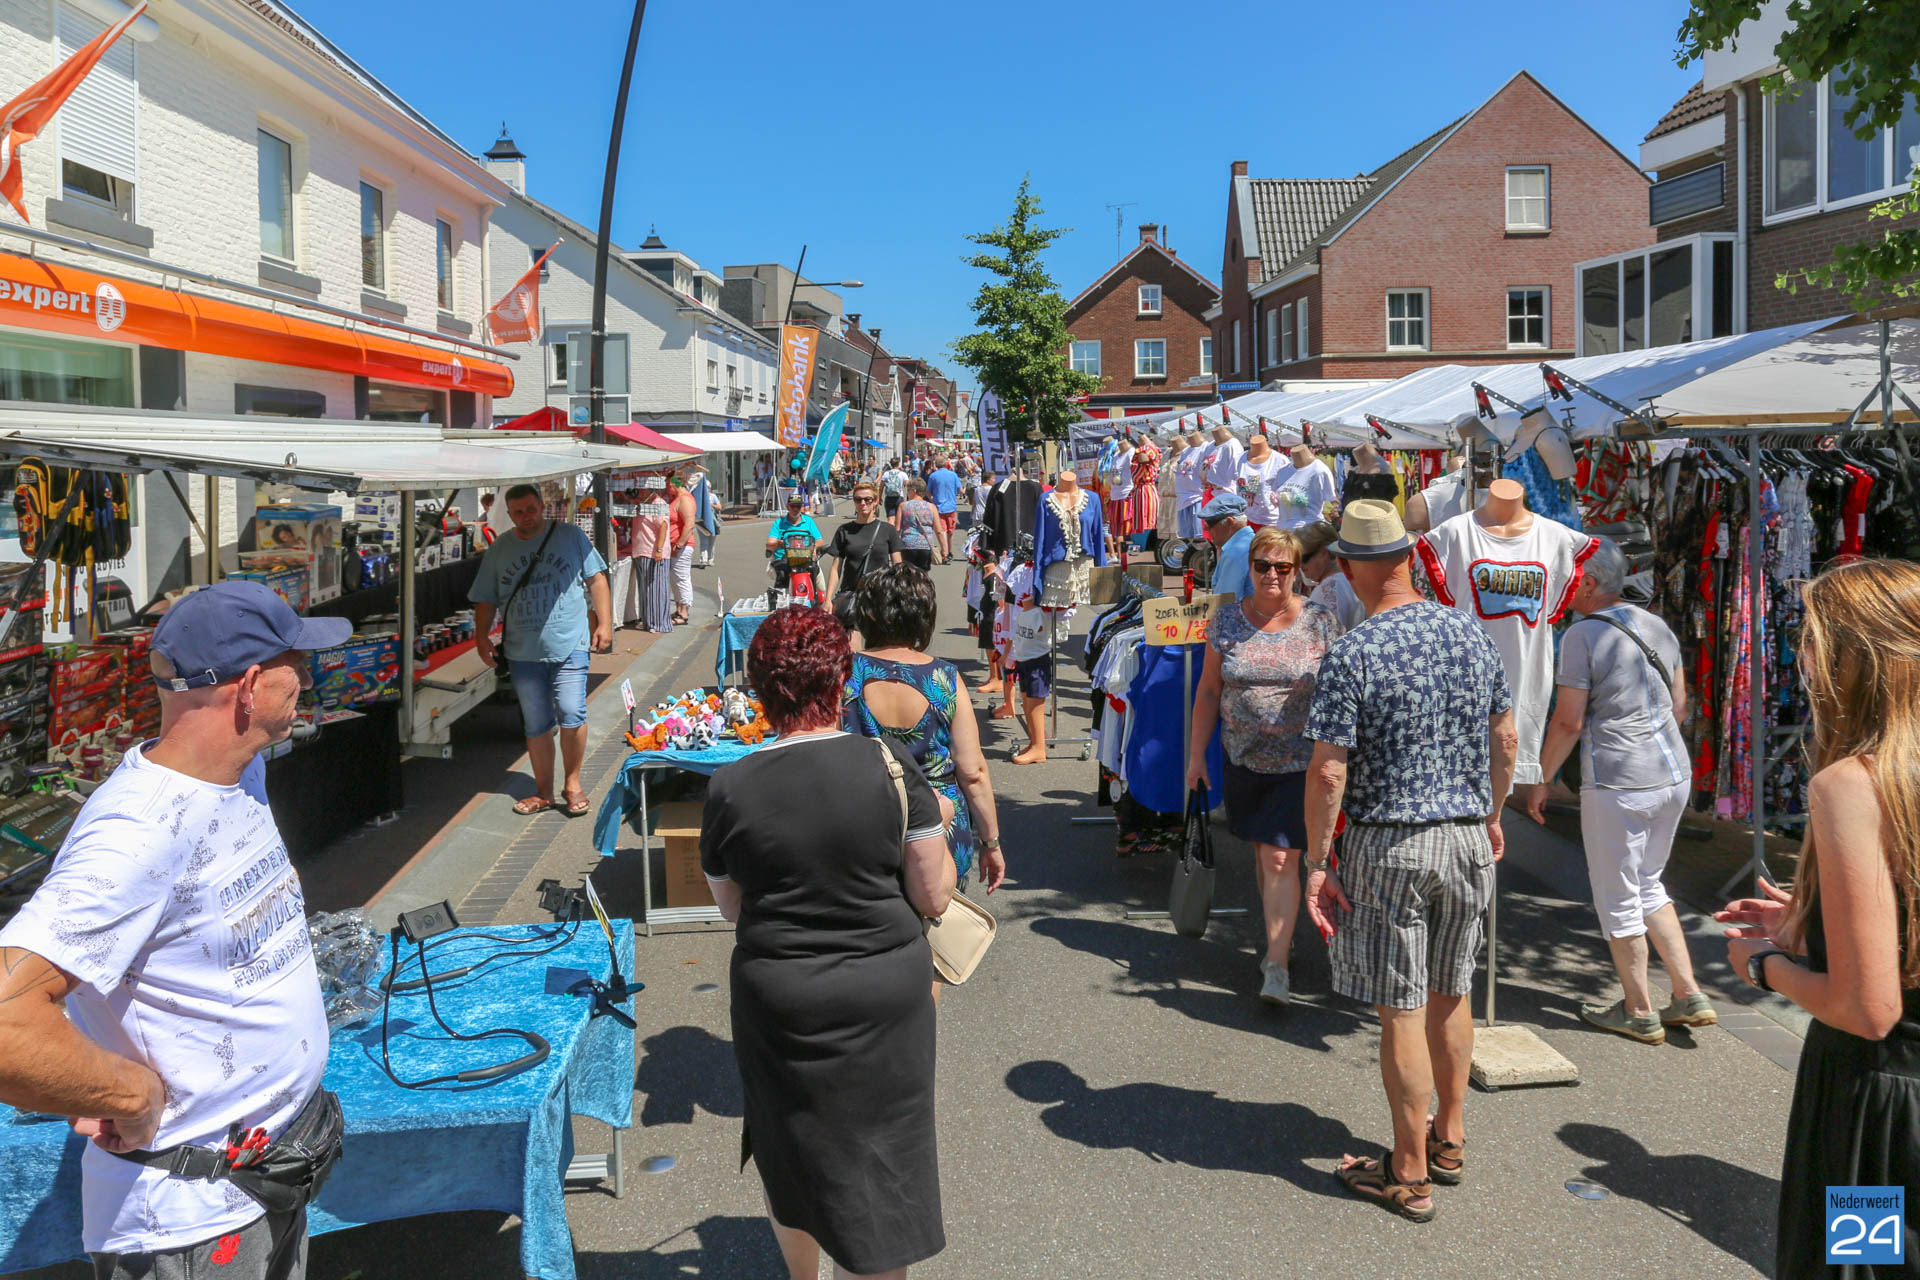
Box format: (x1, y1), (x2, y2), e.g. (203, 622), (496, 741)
(1251, 559), (1297, 576)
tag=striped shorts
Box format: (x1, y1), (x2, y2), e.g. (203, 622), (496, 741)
(1331, 819), (1496, 1011)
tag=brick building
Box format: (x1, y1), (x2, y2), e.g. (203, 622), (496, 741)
(1061, 224), (1220, 419)
(1588, 1), (1920, 353)
(1212, 71), (1651, 384)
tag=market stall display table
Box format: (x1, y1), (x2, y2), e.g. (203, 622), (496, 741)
(0, 921), (636, 1280)
(593, 741), (772, 933)
(715, 609), (772, 683)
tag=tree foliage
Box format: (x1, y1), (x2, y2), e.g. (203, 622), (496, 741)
(951, 177), (1101, 440)
(1679, 0), (1920, 306)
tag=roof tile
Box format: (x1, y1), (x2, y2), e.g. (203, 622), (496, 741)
(1645, 80), (1724, 143)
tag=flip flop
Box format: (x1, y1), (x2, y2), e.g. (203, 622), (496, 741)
(512, 796), (552, 817)
(562, 793), (591, 817)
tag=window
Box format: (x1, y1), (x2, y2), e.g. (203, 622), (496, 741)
(1298, 299), (1310, 359)
(0, 330), (134, 407)
(359, 183), (384, 290)
(1576, 235), (1737, 356)
(1264, 307), (1277, 366)
(55, 3), (137, 215)
(706, 359), (719, 392)
(726, 364), (738, 393)
(257, 129), (294, 261)
(1280, 304), (1296, 363)
(1134, 339), (1167, 378)
(1506, 287), (1548, 348)
(548, 343), (567, 386)
(1506, 167), (1549, 230)
(1231, 321), (1242, 373)
(532, 243), (549, 282)
(1069, 341), (1101, 375)
(435, 219), (456, 310)
(1766, 76), (1920, 217)
(1386, 289), (1428, 350)
(1199, 337), (1213, 376)
(1137, 284), (1162, 315)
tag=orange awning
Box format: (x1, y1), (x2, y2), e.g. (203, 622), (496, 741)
(0, 251), (513, 396)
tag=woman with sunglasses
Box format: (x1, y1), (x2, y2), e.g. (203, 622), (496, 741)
(1187, 526), (1344, 1006)
(822, 481), (904, 629)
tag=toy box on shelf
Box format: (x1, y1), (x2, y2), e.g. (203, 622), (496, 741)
(228, 564), (310, 614)
(49, 646), (125, 746)
(308, 635), (401, 708)
(254, 504), (342, 605)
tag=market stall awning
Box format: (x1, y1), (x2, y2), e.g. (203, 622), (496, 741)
(0, 403), (646, 492)
(0, 251), (514, 397)
(496, 406), (570, 432)
(602, 421), (700, 458)
(656, 430), (786, 454)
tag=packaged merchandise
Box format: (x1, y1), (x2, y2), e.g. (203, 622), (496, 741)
(308, 635), (401, 707)
(0, 790), (82, 855)
(254, 504), (343, 605)
(49, 645), (123, 695)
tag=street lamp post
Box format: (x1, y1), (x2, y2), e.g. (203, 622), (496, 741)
(859, 328), (883, 472)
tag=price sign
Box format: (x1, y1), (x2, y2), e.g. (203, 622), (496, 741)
(620, 678), (635, 712)
(1143, 593), (1229, 647)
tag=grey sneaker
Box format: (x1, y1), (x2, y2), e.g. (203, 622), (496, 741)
(1659, 991), (1718, 1027)
(1580, 1000), (1666, 1044)
(1259, 959), (1292, 1006)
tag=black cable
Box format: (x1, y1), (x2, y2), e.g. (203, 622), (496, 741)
(378, 931), (550, 1088)
(379, 917), (582, 995)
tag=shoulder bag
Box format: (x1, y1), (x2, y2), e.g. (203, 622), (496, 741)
(1168, 786), (1216, 939)
(879, 740), (995, 983)
(832, 524), (886, 622)
(1580, 611), (1676, 713)
(492, 522), (559, 676)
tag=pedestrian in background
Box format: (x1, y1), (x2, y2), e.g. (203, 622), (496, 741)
(1302, 499), (1517, 1223)
(667, 472), (698, 626)
(686, 461), (721, 568)
(1199, 492), (1255, 602)
(882, 458), (909, 523)
(1188, 527), (1344, 1006)
(925, 454), (960, 563)
(895, 479), (942, 573)
(1714, 558), (1920, 1277)
(1529, 537), (1713, 1044)
(702, 606), (952, 1279)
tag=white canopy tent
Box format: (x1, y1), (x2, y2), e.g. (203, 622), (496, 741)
(656, 430), (785, 454)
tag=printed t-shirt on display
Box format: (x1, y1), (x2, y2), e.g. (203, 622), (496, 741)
(1172, 446), (1206, 510)
(1203, 437), (1245, 492)
(1234, 452), (1290, 526)
(0, 747), (329, 1254)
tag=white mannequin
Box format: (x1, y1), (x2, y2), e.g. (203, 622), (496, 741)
(1474, 477), (1531, 538)
(1245, 433), (1273, 464)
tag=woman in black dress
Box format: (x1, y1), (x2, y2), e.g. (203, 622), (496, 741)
(1718, 559), (1920, 1277)
(702, 605), (955, 1279)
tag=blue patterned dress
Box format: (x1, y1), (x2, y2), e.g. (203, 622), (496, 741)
(844, 654), (974, 878)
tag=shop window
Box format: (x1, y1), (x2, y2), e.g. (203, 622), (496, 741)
(258, 129), (295, 262)
(1198, 337), (1213, 376)
(359, 183), (385, 291)
(1506, 167), (1549, 231)
(1134, 339), (1166, 378)
(1507, 288), (1547, 348)
(366, 383), (443, 424)
(0, 332), (134, 407)
(235, 385), (325, 418)
(1386, 289), (1428, 350)
(1137, 284), (1162, 315)
(435, 220), (456, 311)
(1069, 341), (1101, 375)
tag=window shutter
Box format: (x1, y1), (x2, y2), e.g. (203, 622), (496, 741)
(1298, 299), (1309, 358)
(55, 2), (139, 186)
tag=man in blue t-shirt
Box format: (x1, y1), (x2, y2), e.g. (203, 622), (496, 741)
(1298, 498), (1517, 1225)
(472, 485), (612, 817)
(1199, 491), (1254, 601)
(925, 457), (961, 563)
(766, 494), (823, 598)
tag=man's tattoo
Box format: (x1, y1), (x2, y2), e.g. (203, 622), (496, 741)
(0, 948), (67, 1006)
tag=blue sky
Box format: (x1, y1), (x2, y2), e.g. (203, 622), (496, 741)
(299, 0), (1702, 396)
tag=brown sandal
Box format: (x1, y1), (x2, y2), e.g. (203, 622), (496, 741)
(1335, 1154), (1435, 1223)
(1426, 1120), (1465, 1185)
(511, 796), (552, 816)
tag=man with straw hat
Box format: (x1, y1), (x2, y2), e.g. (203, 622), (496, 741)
(1300, 499), (1519, 1224)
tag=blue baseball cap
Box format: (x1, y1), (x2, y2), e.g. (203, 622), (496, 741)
(1199, 492), (1248, 521)
(151, 580), (354, 691)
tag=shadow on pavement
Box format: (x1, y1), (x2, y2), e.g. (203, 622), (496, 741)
(1006, 1060), (1357, 1196)
(579, 1214), (784, 1278)
(635, 1025), (743, 1127)
(1557, 1121), (1779, 1275)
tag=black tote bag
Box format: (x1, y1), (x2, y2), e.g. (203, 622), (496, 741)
(1168, 787), (1216, 939)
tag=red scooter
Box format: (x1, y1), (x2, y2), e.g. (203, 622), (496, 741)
(772, 533), (821, 608)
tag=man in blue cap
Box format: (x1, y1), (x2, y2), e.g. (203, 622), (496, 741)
(0, 580), (351, 1279)
(1200, 491), (1255, 603)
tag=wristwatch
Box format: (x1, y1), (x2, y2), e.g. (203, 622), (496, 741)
(1747, 948), (1787, 992)
(982, 836), (1002, 853)
(1304, 855), (1331, 873)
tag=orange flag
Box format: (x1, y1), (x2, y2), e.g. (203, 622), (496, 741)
(0, 2), (149, 223)
(486, 242), (556, 345)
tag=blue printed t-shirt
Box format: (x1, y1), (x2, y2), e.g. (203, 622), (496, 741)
(1304, 601), (1513, 824)
(926, 467), (960, 514)
(771, 514), (821, 543)
(470, 520), (608, 663)
(1211, 524), (1255, 603)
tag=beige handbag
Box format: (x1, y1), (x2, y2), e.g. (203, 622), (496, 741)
(878, 742), (996, 984)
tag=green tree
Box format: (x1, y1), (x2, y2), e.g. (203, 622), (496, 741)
(1679, 1), (1920, 305)
(951, 176), (1102, 440)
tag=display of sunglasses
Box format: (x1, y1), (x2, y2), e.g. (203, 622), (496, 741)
(1250, 559), (1297, 575)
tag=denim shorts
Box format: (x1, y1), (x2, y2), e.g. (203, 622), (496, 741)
(508, 649), (590, 737)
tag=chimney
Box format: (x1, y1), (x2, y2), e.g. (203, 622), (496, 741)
(484, 123), (526, 194)
(846, 313), (862, 331)
(1231, 160), (1248, 177)
(1138, 224), (1158, 245)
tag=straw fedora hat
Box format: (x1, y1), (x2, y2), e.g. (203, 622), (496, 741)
(1334, 499), (1416, 560)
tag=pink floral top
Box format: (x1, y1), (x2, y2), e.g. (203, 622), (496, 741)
(1209, 598), (1342, 774)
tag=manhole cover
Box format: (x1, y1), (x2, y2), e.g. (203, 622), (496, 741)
(641, 1156), (677, 1174)
(1565, 1178), (1611, 1200)
(692, 982), (719, 994)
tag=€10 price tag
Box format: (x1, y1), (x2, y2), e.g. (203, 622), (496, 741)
(1143, 594), (1229, 648)
(1827, 1186), (1904, 1265)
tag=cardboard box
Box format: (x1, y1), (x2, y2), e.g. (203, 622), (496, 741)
(309, 635), (401, 707)
(654, 801), (713, 908)
(254, 504), (341, 555)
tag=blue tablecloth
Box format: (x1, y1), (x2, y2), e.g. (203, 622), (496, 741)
(715, 611), (772, 682)
(0, 922), (637, 1280)
(592, 742), (773, 856)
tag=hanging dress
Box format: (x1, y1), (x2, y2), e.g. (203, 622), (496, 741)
(1127, 439), (1161, 538)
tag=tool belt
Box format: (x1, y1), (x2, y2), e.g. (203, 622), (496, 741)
(111, 1089), (345, 1216)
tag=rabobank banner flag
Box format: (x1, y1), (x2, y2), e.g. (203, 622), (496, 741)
(804, 403), (849, 486)
(776, 324), (818, 449)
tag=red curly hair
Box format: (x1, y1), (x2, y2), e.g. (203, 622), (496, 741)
(747, 605), (851, 733)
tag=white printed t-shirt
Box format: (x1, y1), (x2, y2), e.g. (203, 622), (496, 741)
(1416, 512), (1600, 785)
(1234, 452), (1291, 527)
(1172, 445), (1206, 511)
(0, 745), (328, 1253)
(1268, 458), (1339, 530)
(1202, 437), (1245, 492)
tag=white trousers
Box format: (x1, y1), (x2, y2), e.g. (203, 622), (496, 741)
(671, 545), (694, 609)
(1579, 778), (1689, 938)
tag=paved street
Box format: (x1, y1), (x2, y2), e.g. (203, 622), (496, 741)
(7, 519), (1800, 1280)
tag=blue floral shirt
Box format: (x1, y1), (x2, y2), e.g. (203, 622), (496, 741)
(1304, 602), (1513, 823)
